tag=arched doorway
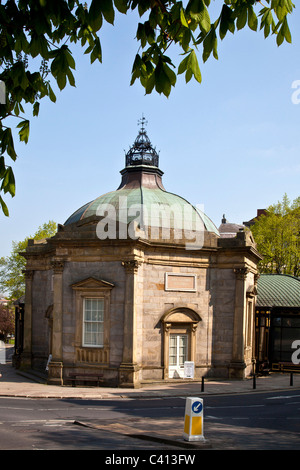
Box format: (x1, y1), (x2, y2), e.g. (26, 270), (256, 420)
(160, 307), (201, 379)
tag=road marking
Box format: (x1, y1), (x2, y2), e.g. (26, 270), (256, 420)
(0, 406), (33, 411)
(206, 404), (264, 410)
(267, 395), (300, 400)
(11, 419), (73, 426)
(232, 417), (249, 420)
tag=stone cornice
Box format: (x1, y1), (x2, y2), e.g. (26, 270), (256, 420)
(217, 244), (263, 261)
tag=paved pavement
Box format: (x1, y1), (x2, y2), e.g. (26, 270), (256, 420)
(0, 356), (299, 400)
(0, 344), (299, 399)
(0, 345), (299, 449)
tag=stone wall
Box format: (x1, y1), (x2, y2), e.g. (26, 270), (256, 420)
(209, 267), (236, 376)
(140, 259), (213, 380)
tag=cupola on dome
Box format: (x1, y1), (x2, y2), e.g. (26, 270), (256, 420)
(125, 117), (159, 168)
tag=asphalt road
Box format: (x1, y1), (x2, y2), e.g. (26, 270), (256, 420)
(0, 390), (299, 452)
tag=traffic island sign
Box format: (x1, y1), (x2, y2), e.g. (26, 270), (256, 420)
(183, 397), (205, 442)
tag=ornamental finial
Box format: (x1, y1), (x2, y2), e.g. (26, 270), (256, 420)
(138, 114), (148, 133)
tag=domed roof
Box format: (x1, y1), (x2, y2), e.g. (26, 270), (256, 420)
(218, 215), (245, 238)
(64, 120), (219, 243)
(65, 186), (218, 235)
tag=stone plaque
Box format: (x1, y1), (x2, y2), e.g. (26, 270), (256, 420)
(165, 273), (196, 292)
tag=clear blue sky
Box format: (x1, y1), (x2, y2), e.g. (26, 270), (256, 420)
(1, 4), (300, 259)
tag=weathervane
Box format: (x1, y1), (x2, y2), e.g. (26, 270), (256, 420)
(138, 115), (148, 133)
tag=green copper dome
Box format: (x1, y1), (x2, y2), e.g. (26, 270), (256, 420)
(64, 122), (219, 242)
(64, 186), (219, 235)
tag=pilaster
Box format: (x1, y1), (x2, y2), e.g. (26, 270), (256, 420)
(20, 270), (34, 369)
(119, 259), (141, 387)
(229, 267), (248, 378)
(47, 259), (64, 385)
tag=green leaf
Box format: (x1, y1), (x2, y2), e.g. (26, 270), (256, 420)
(0, 156), (5, 179)
(189, 49), (201, 83)
(163, 61), (176, 87)
(178, 49), (201, 83)
(16, 120), (30, 144)
(236, 8), (247, 31)
(276, 27), (284, 46)
(56, 72), (67, 90)
(50, 46), (76, 90)
(144, 71), (155, 95)
(178, 54), (189, 75)
(64, 47), (76, 70)
(137, 23), (147, 48)
(114, 0), (128, 14)
(90, 37), (102, 63)
(181, 27), (192, 52)
(154, 61), (166, 95)
(100, 0), (115, 25)
(219, 4), (235, 40)
(89, 0), (103, 32)
(130, 54), (142, 85)
(186, 0), (210, 34)
(180, 8), (189, 28)
(199, 5), (211, 34)
(12, 62), (29, 90)
(259, 8), (275, 38)
(0, 195), (9, 216)
(282, 17), (292, 43)
(66, 68), (75, 87)
(154, 59), (176, 97)
(247, 6), (258, 31)
(203, 27), (218, 62)
(1, 128), (17, 161)
(1, 167), (15, 197)
(33, 102), (40, 117)
(47, 83), (56, 103)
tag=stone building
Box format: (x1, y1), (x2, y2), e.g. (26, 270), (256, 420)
(20, 123), (261, 387)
